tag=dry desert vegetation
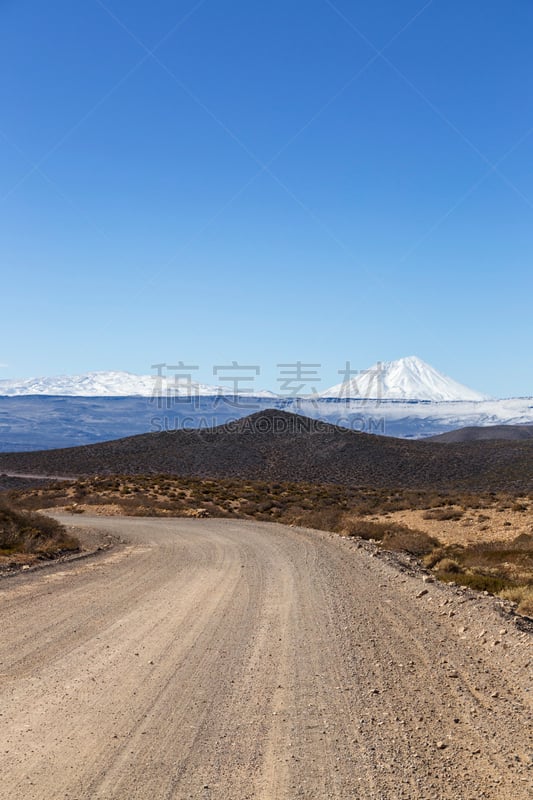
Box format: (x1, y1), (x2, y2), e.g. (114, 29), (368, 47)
(5, 475), (533, 616)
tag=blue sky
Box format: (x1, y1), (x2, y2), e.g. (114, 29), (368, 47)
(1, 0), (532, 396)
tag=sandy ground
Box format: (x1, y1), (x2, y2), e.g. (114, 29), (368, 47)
(368, 501), (533, 546)
(0, 516), (531, 800)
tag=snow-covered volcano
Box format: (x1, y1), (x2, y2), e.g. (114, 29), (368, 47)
(322, 356), (490, 402)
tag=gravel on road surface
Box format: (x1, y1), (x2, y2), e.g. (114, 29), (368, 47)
(0, 516), (531, 799)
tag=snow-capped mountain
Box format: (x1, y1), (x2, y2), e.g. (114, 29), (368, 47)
(0, 371), (224, 397)
(322, 356), (490, 402)
(0, 371), (278, 398)
(0, 358), (529, 451)
(0, 358), (489, 401)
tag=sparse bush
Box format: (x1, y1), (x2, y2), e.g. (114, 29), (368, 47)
(437, 571), (511, 594)
(291, 507), (344, 532)
(423, 508), (464, 521)
(423, 547), (450, 569)
(498, 586), (533, 616)
(381, 528), (439, 557)
(0, 501), (79, 557)
(433, 557), (462, 574)
(65, 504), (85, 514)
(344, 519), (390, 540)
(344, 519), (438, 555)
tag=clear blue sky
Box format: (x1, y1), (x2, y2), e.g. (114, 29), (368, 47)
(1, 0), (532, 396)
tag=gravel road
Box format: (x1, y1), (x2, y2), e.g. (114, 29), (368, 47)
(0, 516), (531, 799)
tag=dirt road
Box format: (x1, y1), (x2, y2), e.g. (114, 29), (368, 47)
(0, 517), (531, 799)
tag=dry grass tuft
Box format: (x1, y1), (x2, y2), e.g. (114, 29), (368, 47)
(498, 586), (533, 617)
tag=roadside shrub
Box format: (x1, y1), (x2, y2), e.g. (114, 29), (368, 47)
(433, 557), (462, 574)
(288, 507), (344, 532)
(499, 585), (533, 616)
(344, 519), (438, 556)
(423, 547), (451, 569)
(65, 504), (85, 514)
(437, 571), (511, 594)
(0, 502), (79, 556)
(381, 528), (439, 557)
(344, 519), (390, 540)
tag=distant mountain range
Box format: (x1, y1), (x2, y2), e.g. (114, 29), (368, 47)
(0, 371), (237, 398)
(0, 356), (490, 401)
(0, 357), (530, 451)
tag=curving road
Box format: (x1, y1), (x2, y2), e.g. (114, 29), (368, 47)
(0, 516), (531, 799)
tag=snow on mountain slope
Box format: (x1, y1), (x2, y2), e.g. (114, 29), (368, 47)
(1, 395), (532, 452)
(0, 371), (279, 398)
(0, 371), (227, 397)
(322, 356), (490, 402)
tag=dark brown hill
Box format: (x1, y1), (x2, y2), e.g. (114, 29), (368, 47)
(0, 409), (532, 491)
(427, 424), (533, 443)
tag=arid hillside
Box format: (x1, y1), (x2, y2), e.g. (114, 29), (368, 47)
(1, 409), (533, 491)
(428, 424), (533, 442)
